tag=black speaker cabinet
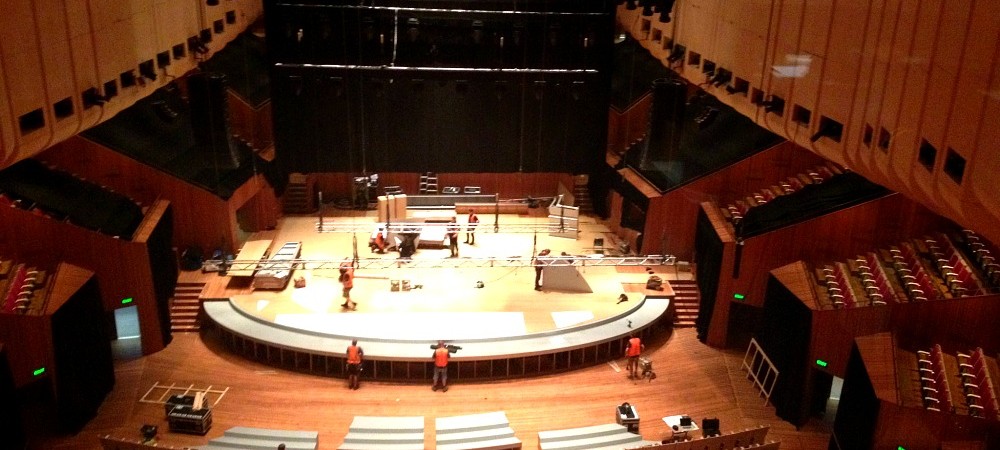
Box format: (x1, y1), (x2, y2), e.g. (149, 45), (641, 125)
(188, 72), (240, 169)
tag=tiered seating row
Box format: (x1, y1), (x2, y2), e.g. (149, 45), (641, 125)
(889, 244), (939, 301)
(956, 348), (999, 420)
(926, 234), (983, 296)
(0, 261), (47, 315)
(435, 411), (521, 450)
(200, 426), (319, 450)
(916, 344), (954, 413)
(630, 425), (774, 449)
(855, 253), (895, 305)
(723, 163), (843, 223)
(339, 416), (424, 450)
(819, 263), (859, 308)
(959, 230), (1000, 288)
(537, 423), (646, 450)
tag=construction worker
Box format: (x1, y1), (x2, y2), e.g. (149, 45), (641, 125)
(432, 340), (451, 392)
(625, 333), (645, 379)
(346, 339), (363, 390)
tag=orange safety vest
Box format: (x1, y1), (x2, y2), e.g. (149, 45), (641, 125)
(347, 345), (362, 364)
(627, 337), (642, 357)
(342, 269), (354, 288)
(434, 347), (450, 367)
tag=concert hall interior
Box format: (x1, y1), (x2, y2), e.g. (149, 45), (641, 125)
(1, 1), (999, 449)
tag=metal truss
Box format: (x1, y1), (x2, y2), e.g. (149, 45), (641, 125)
(315, 221), (578, 234)
(210, 254), (676, 271)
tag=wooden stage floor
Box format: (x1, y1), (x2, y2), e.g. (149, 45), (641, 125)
(29, 212), (833, 450)
(194, 212), (680, 337)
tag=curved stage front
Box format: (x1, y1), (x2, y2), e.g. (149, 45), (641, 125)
(203, 295), (672, 381)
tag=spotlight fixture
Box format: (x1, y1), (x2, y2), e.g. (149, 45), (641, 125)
(657, 0), (677, 23)
(82, 87), (108, 107)
(666, 45), (685, 64)
(810, 119), (844, 143)
(761, 95), (785, 115)
(641, 0), (654, 16)
(710, 69), (731, 87)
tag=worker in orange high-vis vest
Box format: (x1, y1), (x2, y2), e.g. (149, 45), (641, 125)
(339, 262), (356, 310)
(625, 333), (645, 379)
(346, 339), (363, 390)
(432, 340), (451, 392)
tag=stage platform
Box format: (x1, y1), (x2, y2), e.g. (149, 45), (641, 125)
(199, 214), (679, 381)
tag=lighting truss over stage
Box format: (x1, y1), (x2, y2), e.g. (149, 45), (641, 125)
(208, 254), (675, 271)
(315, 221), (578, 234)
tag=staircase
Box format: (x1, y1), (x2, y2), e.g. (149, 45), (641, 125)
(572, 178), (594, 215)
(671, 280), (700, 327)
(170, 282), (205, 332)
(283, 173), (313, 214)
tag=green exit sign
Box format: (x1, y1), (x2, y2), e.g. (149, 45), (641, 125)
(816, 359), (828, 368)
(733, 293), (745, 300)
(121, 297), (134, 305)
(897, 447), (906, 450)
(33, 367), (46, 376)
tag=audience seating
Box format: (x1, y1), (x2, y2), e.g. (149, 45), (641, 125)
(916, 344), (954, 413)
(722, 163), (847, 226)
(960, 230), (1000, 288)
(925, 234), (983, 296)
(200, 427), (319, 450)
(625, 425), (773, 449)
(819, 263), (859, 308)
(889, 244), (939, 301)
(435, 411), (521, 450)
(339, 416), (424, 450)
(1, 263), (45, 314)
(854, 253), (895, 305)
(956, 348), (1000, 420)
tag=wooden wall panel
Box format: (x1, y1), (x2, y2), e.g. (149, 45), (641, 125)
(0, 0), (263, 167)
(0, 315), (52, 388)
(705, 192), (954, 347)
(891, 294), (1000, 355)
(810, 307), (892, 377)
(39, 137), (270, 252)
(621, 0), (1000, 247)
(641, 141), (827, 259)
(607, 93), (653, 156)
(311, 172), (570, 203)
(0, 206), (165, 353)
(873, 401), (1000, 450)
(227, 93), (273, 152)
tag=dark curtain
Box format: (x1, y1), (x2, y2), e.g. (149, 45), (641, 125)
(830, 345), (879, 450)
(0, 160), (144, 238)
(51, 278), (115, 432)
(147, 205), (177, 347)
(694, 208), (723, 342)
(0, 346), (25, 450)
(756, 274), (813, 426)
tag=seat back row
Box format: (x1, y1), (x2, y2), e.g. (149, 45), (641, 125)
(926, 234), (983, 296)
(956, 348), (1000, 420)
(723, 163), (844, 224)
(960, 230), (1000, 288)
(916, 344), (954, 413)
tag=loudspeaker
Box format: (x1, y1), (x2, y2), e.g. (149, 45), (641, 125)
(701, 417), (720, 437)
(640, 78), (686, 165)
(188, 72), (240, 169)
